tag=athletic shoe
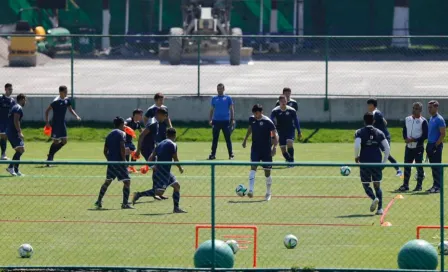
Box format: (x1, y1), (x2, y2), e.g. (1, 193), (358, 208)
(395, 185), (409, 192)
(6, 167), (16, 176)
(1, 154), (7, 160)
(247, 190), (254, 198)
(396, 170), (403, 177)
(229, 154), (234, 160)
(370, 198), (379, 212)
(173, 207), (187, 213)
(121, 204), (135, 209)
(376, 209), (384, 215)
(128, 166), (137, 173)
(427, 187), (440, 194)
(412, 186), (422, 192)
(15, 170), (24, 177)
(265, 193), (271, 201)
(94, 201), (102, 209)
(207, 155), (216, 160)
(131, 192), (140, 205)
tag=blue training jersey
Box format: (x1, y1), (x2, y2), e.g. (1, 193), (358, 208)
(355, 126), (386, 163)
(142, 119), (167, 149)
(105, 129), (126, 161)
(154, 138), (177, 176)
(50, 97), (71, 126)
(372, 109), (390, 139)
(211, 95), (233, 121)
(428, 114), (446, 144)
(144, 104), (169, 120)
(270, 106), (300, 134)
(125, 117), (142, 143)
(275, 99), (298, 111)
(7, 104), (23, 135)
(249, 115), (276, 152)
(0, 95), (15, 123)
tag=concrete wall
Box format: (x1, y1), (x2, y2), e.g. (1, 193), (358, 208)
(23, 96), (447, 123)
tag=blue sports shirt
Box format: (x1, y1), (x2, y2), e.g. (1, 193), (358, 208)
(154, 139), (177, 177)
(105, 129), (126, 161)
(372, 109), (390, 139)
(7, 104), (23, 135)
(211, 95), (233, 121)
(51, 97), (71, 126)
(355, 126), (386, 163)
(249, 115), (276, 152)
(428, 114), (446, 144)
(0, 95), (15, 123)
(270, 106), (301, 134)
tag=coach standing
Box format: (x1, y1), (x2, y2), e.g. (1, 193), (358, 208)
(426, 100), (446, 193)
(208, 83), (235, 160)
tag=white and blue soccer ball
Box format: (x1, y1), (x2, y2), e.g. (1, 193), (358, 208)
(438, 241), (448, 255)
(283, 234), (298, 249)
(340, 166), (351, 176)
(235, 184), (247, 197)
(18, 243), (33, 258)
(226, 239), (239, 254)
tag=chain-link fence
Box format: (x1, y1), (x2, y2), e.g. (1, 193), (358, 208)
(0, 160), (446, 271)
(1, 34), (448, 98)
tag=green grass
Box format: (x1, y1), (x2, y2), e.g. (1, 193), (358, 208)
(0, 141), (446, 269)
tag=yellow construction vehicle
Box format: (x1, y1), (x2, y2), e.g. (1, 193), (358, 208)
(8, 20), (37, 67)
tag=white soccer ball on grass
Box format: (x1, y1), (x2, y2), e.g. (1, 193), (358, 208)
(438, 241), (448, 255)
(226, 239), (239, 254)
(18, 243), (33, 258)
(340, 166), (351, 176)
(235, 184), (247, 197)
(283, 234), (298, 249)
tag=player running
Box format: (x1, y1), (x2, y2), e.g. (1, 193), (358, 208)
(0, 83), (16, 160)
(45, 86), (81, 166)
(95, 117), (134, 209)
(367, 98), (402, 177)
(125, 109), (143, 173)
(6, 94), (26, 177)
(275, 88), (298, 111)
(143, 92), (172, 127)
(132, 128), (186, 213)
(242, 104), (278, 201)
(270, 95), (302, 163)
(355, 112), (390, 215)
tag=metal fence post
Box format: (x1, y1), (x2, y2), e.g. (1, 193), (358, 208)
(70, 36), (75, 109)
(324, 36), (329, 111)
(440, 165), (444, 272)
(197, 37), (201, 97)
(211, 164), (216, 270)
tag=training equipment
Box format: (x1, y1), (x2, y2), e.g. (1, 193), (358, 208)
(18, 243), (33, 258)
(397, 239), (438, 270)
(283, 234), (298, 249)
(43, 125), (52, 136)
(194, 239), (234, 268)
(235, 184), (247, 197)
(159, 0), (252, 65)
(340, 166), (351, 176)
(226, 239), (239, 254)
(195, 225), (258, 267)
(416, 225), (448, 239)
(438, 241), (448, 255)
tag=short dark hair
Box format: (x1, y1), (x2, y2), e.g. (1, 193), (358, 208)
(166, 127), (177, 138)
(364, 112), (374, 125)
(367, 98), (377, 108)
(217, 83), (225, 89)
(278, 95), (286, 101)
(4, 83), (12, 89)
(154, 93), (164, 100)
(132, 108), (143, 116)
(113, 116), (125, 128)
(252, 104), (263, 113)
(282, 87), (291, 94)
(16, 93), (26, 102)
(156, 107), (168, 115)
(413, 102), (423, 109)
(59, 85), (68, 92)
(429, 100), (439, 107)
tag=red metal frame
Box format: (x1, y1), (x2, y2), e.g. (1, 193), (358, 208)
(416, 225), (448, 239)
(195, 224), (258, 268)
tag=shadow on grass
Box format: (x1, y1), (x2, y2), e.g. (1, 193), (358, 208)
(138, 212), (173, 216)
(335, 214), (375, 218)
(34, 165), (57, 169)
(177, 127), (190, 141)
(411, 191), (431, 196)
(228, 200), (266, 204)
(87, 208), (120, 211)
(301, 128), (320, 144)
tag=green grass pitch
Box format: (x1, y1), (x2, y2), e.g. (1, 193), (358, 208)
(0, 141), (446, 269)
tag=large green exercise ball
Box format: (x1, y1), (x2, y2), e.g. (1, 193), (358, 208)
(194, 239), (234, 268)
(398, 239), (438, 270)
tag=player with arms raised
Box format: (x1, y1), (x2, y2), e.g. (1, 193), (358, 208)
(355, 112), (390, 215)
(124, 109), (143, 173)
(45, 86), (81, 165)
(0, 83), (15, 160)
(95, 117), (134, 209)
(271, 95), (301, 163)
(132, 128), (186, 213)
(242, 104), (278, 201)
(6, 94), (26, 176)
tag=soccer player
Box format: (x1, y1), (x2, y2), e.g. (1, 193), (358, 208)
(45, 86), (81, 165)
(355, 112), (390, 215)
(275, 87), (298, 111)
(242, 104), (278, 201)
(367, 98), (402, 177)
(136, 108), (168, 161)
(396, 102), (428, 192)
(208, 83), (235, 160)
(132, 128), (186, 213)
(426, 100), (445, 194)
(143, 92), (172, 128)
(6, 94), (26, 177)
(125, 109), (143, 173)
(270, 95), (302, 163)
(0, 83), (16, 160)
(95, 117), (134, 209)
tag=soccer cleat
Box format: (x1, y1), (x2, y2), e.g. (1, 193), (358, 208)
(207, 155), (216, 160)
(127, 166), (137, 173)
(247, 190), (254, 198)
(370, 198), (379, 212)
(1, 154), (7, 160)
(154, 195), (163, 201)
(94, 201), (102, 209)
(395, 185), (409, 192)
(173, 207), (187, 213)
(396, 170), (403, 177)
(6, 167), (16, 176)
(265, 193), (272, 201)
(427, 187), (440, 194)
(229, 154), (235, 160)
(131, 192), (140, 205)
(376, 209), (384, 215)
(15, 170), (24, 177)
(121, 204), (135, 209)
(412, 186), (422, 192)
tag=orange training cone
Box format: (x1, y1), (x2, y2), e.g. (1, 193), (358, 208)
(43, 125), (52, 136)
(124, 126), (136, 138)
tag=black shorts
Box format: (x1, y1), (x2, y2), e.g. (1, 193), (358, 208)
(250, 149), (272, 169)
(152, 172), (177, 191)
(7, 133), (24, 149)
(106, 165), (130, 181)
(51, 124), (67, 139)
(360, 167), (382, 183)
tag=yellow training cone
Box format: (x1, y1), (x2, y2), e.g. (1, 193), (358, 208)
(381, 222), (392, 227)
(395, 194), (404, 199)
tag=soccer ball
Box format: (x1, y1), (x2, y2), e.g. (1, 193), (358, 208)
(226, 239), (239, 254)
(235, 184), (247, 197)
(283, 234), (298, 249)
(18, 244), (33, 258)
(438, 241), (448, 255)
(340, 166), (351, 176)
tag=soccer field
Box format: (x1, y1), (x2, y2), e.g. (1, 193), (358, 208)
(0, 142), (446, 269)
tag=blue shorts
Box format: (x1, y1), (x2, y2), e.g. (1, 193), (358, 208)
(278, 131), (295, 146)
(51, 124), (67, 139)
(106, 165), (130, 181)
(360, 167), (382, 183)
(0, 122), (7, 134)
(125, 142), (136, 151)
(7, 133), (24, 149)
(250, 150), (272, 169)
(142, 145), (154, 161)
(152, 172), (177, 191)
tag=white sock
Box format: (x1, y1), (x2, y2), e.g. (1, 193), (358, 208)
(248, 170), (256, 191)
(266, 176), (272, 194)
